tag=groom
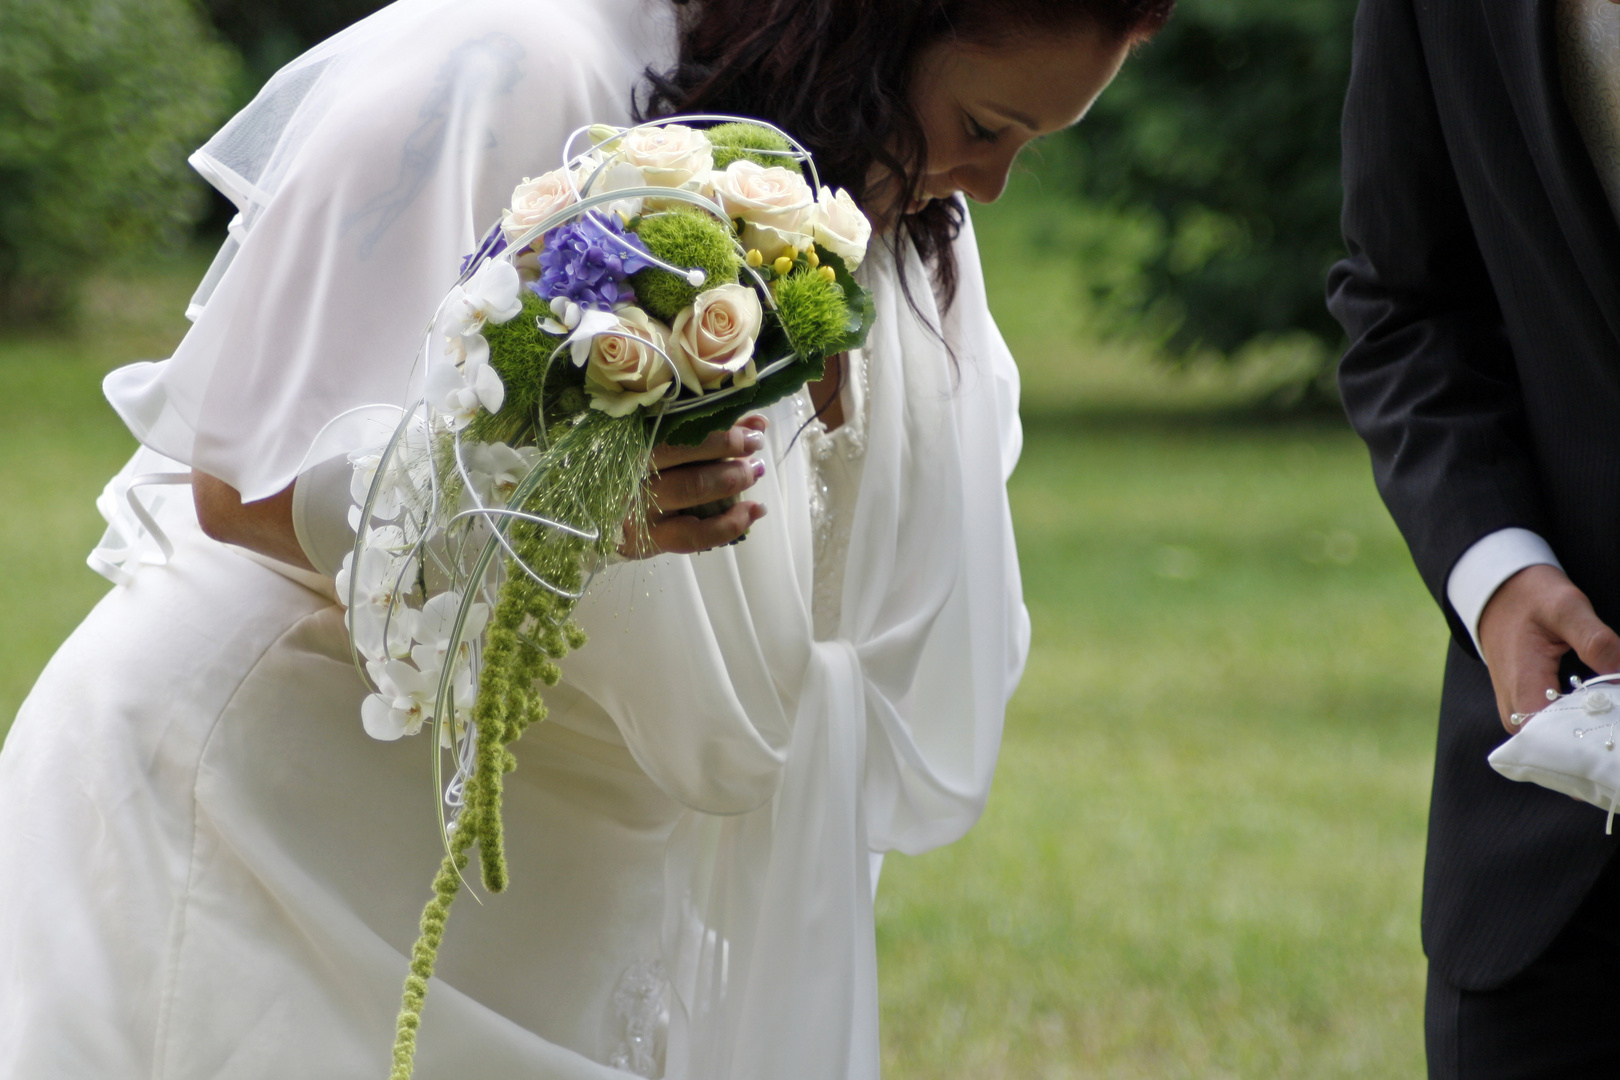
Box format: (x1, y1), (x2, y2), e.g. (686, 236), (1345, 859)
(1329, 0), (1620, 1073)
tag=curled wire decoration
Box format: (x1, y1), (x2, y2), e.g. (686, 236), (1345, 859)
(349, 115), (834, 852)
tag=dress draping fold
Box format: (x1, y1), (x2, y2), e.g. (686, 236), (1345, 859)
(560, 219), (1028, 1079)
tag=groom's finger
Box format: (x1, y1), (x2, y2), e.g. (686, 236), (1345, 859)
(1482, 565), (1620, 733)
(1500, 634), (1567, 734)
(1551, 603), (1620, 679)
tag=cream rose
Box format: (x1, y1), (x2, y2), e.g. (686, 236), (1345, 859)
(619, 124), (714, 189)
(710, 160), (815, 260)
(583, 308), (677, 417)
(811, 187), (872, 271)
(669, 284), (764, 393)
(501, 167), (581, 242)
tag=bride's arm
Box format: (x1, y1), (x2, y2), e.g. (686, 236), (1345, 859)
(192, 474), (315, 570)
(193, 418), (771, 568)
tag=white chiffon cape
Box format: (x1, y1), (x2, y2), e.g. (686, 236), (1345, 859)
(0, 1), (1031, 1076)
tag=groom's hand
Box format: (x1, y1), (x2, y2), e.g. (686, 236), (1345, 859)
(1479, 564), (1620, 734)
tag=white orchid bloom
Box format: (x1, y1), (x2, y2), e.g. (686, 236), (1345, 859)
(412, 590), (490, 676)
(443, 259), (523, 337)
(540, 295), (582, 336)
(434, 323), (491, 370)
(425, 261), (519, 431)
(346, 413), (435, 527)
(336, 545), (419, 661)
(361, 659), (438, 741)
(461, 441), (540, 507)
(348, 446), (414, 522)
(426, 358), (506, 431)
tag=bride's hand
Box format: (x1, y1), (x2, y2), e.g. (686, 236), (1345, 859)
(620, 414), (769, 558)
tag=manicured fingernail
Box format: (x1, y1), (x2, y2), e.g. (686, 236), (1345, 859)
(750, 458), (765, 479)
(744, 431), (764, 452)
(753, 503), (768, 518)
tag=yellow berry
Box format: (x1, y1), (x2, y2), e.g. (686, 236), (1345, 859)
(818, 264), (837, 283)
(783, 246), (798, 262)
(745, 248), (764, 267)
(804, 247), (820, 268)
(773, 256), (794, 276)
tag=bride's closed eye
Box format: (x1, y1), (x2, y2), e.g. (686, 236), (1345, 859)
(964, 114), (1000, 144)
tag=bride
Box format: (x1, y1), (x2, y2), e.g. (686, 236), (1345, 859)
(0, 0), (1168, 1077)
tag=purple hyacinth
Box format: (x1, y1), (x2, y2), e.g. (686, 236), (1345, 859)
(533, 212), (654, 311)
(459, 224), (509, 277)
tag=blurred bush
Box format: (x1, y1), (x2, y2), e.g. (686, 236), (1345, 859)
(0, 0), (236, 325)
(1063, 0), (1355, 399)
(201, 0), (391, 99)
(193, 0), (392, 234)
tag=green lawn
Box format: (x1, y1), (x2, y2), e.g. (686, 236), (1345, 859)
(878, 417), (1436, 1078)
(0, 209), (1438, 1075)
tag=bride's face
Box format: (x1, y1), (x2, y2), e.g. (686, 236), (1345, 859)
(886, 28), (1132, 217)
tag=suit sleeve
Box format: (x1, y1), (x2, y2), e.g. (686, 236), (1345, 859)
(1327, 0), (1551, 658)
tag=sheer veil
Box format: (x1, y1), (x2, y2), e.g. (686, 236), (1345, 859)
(103, 0), (677, 502)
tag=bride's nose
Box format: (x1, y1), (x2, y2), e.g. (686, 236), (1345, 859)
(950, 147), (1022, 204)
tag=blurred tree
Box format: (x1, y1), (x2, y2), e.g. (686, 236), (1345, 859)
(201, 0), (391, 89)
(193, 1), (391, 233)
(1067, 0), (1354, 386)
(0, 0), (235, 324)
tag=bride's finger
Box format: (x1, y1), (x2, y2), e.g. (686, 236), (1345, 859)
(650, 457), (763, 514)
(651, 416), (767, 470)
(623, 501), (766, 557)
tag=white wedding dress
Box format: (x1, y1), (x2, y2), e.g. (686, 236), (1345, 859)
(0, 2), (1029, 1077)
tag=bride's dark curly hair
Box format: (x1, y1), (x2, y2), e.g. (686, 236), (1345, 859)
(639, 0), (1173, 312)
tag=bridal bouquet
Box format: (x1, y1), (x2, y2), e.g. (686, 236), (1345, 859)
(336, 116), (875, 1079)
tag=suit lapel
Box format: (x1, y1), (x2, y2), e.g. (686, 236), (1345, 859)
(1481, 0), (1620, 346)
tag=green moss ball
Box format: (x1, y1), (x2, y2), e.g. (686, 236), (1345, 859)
(482, 289), (565, 419)
(774, 270), (850, 359)
(707, 122), (798, 172)
(629, 209), (741, 323)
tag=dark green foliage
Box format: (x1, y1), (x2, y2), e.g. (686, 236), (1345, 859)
(1068, 0), (1354, 360)
(0, 0), (236, 323)
(707, 121), (798, 172)
(656, 334), (826, 448)
(629, 209), (742, 323)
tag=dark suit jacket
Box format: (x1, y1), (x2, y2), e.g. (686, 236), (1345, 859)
(1328, 0), (1620, 989)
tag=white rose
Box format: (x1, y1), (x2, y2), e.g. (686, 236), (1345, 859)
(710, 160), (815, 260)
(669, 284), (764, 393)
(811, 187), (872, 271)
(619, 124), (714, 189)
(501, 167), (581, 242)
(583, 308), (677, 417)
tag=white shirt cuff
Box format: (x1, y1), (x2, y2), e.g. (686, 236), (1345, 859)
(1446, 527), (1562, 661)
(291, 454), (357, 578)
